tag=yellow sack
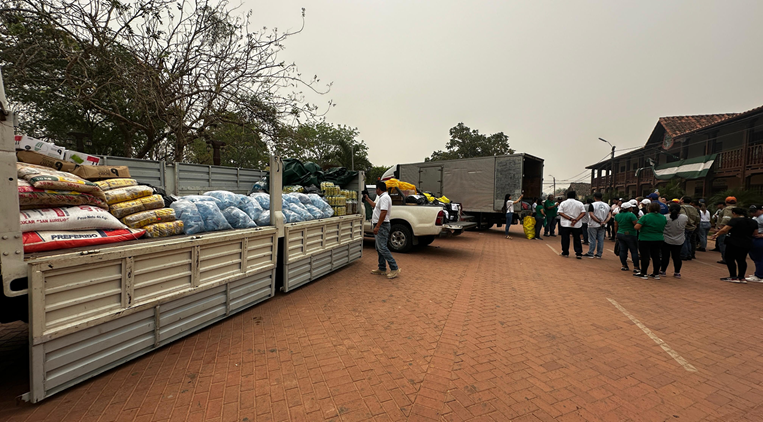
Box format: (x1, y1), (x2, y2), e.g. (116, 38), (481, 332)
(523, 216), (535, 239)
(422, 193), (435, 203)
(436, 196), (451, 204)
(384, 178), (416, 191)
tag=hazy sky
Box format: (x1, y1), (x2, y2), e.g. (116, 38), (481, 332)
(247, 0), (763, 191)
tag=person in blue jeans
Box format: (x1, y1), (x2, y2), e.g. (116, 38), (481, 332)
(364, 181), (400, 279)
(503, 192), (523, 239)
(586, 192), (611, 258)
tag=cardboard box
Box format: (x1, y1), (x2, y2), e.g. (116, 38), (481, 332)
(15, 135), (65, 160)
(73, 165), (130, 180)
(16, 150), (80, 173)
(64, 150), (101, 166)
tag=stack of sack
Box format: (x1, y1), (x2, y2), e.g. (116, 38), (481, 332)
(99, 179), (184, 238)
(170, 190), (267, 235)
(247, 192), (334, 224)
(16, 163), (145, 253)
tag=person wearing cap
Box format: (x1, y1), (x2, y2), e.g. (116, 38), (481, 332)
(647, 192), (670, 215)
(746, 205), (763, 283)
(712, 207), (757, 283)
(634, 201), (666, 280)
(639, 198), (651, 218)
(585, 192), (611, 259)
(679, 196), (701, 261)
(716, 197), (738, 264)
(614, 202), (640, 272)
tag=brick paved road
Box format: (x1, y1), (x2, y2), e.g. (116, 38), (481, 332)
(1, 227), (763, 421)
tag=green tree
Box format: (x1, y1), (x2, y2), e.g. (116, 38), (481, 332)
(365, 165), (391, 185)
(1, 0), (328, 161)
(281, 122), (372, 172)
(709, 188), (763, 209)
(426, 123), (513, 161)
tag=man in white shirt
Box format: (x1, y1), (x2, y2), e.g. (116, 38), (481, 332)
(364, 181), (400, 279)
(557, 190), (587, 259)
(585, 192), (611, 259)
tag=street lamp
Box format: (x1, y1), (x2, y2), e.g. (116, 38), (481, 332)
(599, 138), (616, 192)
(548, 174), (556, 198)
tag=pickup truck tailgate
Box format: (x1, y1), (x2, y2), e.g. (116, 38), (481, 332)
(443, 221), (477, 231)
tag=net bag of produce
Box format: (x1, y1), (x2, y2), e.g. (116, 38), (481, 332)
(143, 220), (185, 238)
(523, 216), (535, 240)
(195, 201), (232, 232)
(255, 210), (271, 226)
(20, 206), (127, 232)
(303, 204), (324, 220)
(170, 200), (205, 235)
(23, 228), (146, 253)
(239, 196), (263, 221)
(287, 202), (313, 221)
(249, 193), (270, 209)
(222, 207), (258, 229)
(110, 194), (165, 219)
(17, 163), (105, 199)
(95, 178), (139, 191)
(104, 185), (154, 205)
(283, 193), (300, 205)
(18, 179), (108, 210)
(121, 208), (177, 229)
(322, 206), (335, 219)
(203, 191), (240, 209)
(293, 193), (311, 205)
(282, 209), (302, 223)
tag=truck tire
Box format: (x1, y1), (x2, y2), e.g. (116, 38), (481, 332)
(389, 224), (413, 253)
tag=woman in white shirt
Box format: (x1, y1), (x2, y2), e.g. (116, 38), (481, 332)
(503, 193), (523, 239)
(697, 203), (711, 251)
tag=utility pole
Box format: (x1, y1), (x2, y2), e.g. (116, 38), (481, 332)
(599, 138), (616, 193)
(549, 174), (556, 197)
(351, 144), (354, 171)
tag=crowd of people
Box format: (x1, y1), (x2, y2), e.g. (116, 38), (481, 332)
(512, 190), (763, 283)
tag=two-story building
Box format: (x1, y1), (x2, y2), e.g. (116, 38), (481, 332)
(587, 104), (763, 198)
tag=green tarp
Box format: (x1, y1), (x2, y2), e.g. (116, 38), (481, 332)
(282, 158), (359, 188)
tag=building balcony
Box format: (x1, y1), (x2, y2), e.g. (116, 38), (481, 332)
(716, 148), (743, 173)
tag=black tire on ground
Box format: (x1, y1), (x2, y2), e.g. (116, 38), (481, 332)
(388, 224), (414, 253)
(419, 235), (436, 246)
(474, 223), (493, 231)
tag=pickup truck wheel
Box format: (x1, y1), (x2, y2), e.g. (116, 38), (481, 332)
(475, 223), (493, 231)
(389, 224), (413, 253)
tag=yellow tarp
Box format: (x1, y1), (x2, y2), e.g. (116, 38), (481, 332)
(385, 178), (416, 191)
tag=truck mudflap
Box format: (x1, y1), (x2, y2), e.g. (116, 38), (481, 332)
(281, 214), (364, 292)
(441, 221), (477, 236)
(23, 227), (277, 403)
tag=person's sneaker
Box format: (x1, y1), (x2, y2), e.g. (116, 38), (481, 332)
(560, 253), (569, 258)
(633, 273), (648, 279)
(674, 273), (681, 279)
(587, 254), (595, 259)
(387, 269), (401, 279)
(576, 255), (582, 260)
(506, 235), (512, 239)
(371, 269), (386, 275)
(746, 275), (763, 283)
(595, 255), (602, 259)
(720, 277), (737, 282)
(717, 260), (727, 264)
(730, 278), (747, 284)
(659, 271), (667, 276)
(633, 269), (641, 274)
(621, 266), (630, 271)
(651, 274), (661, 280)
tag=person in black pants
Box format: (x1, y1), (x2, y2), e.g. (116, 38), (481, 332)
(558, 191), (586, 259)
(660, 203), (688, 278)
(634, 202), (666, 280)
(712, 207), (758, 283)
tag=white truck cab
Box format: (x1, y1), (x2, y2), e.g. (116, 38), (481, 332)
(363, 185), (475, 252)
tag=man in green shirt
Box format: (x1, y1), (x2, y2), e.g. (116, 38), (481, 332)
(614, 202), (640, 272)
(543, 197), (559, 237)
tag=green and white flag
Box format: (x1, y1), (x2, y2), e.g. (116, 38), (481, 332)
(644, 154), (717, 180)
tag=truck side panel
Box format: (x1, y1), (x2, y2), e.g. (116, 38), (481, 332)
(27, 228), (278, 402)
(442, 158), (496, 213)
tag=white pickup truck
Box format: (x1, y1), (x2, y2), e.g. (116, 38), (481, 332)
(363, 185), (475, 252)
